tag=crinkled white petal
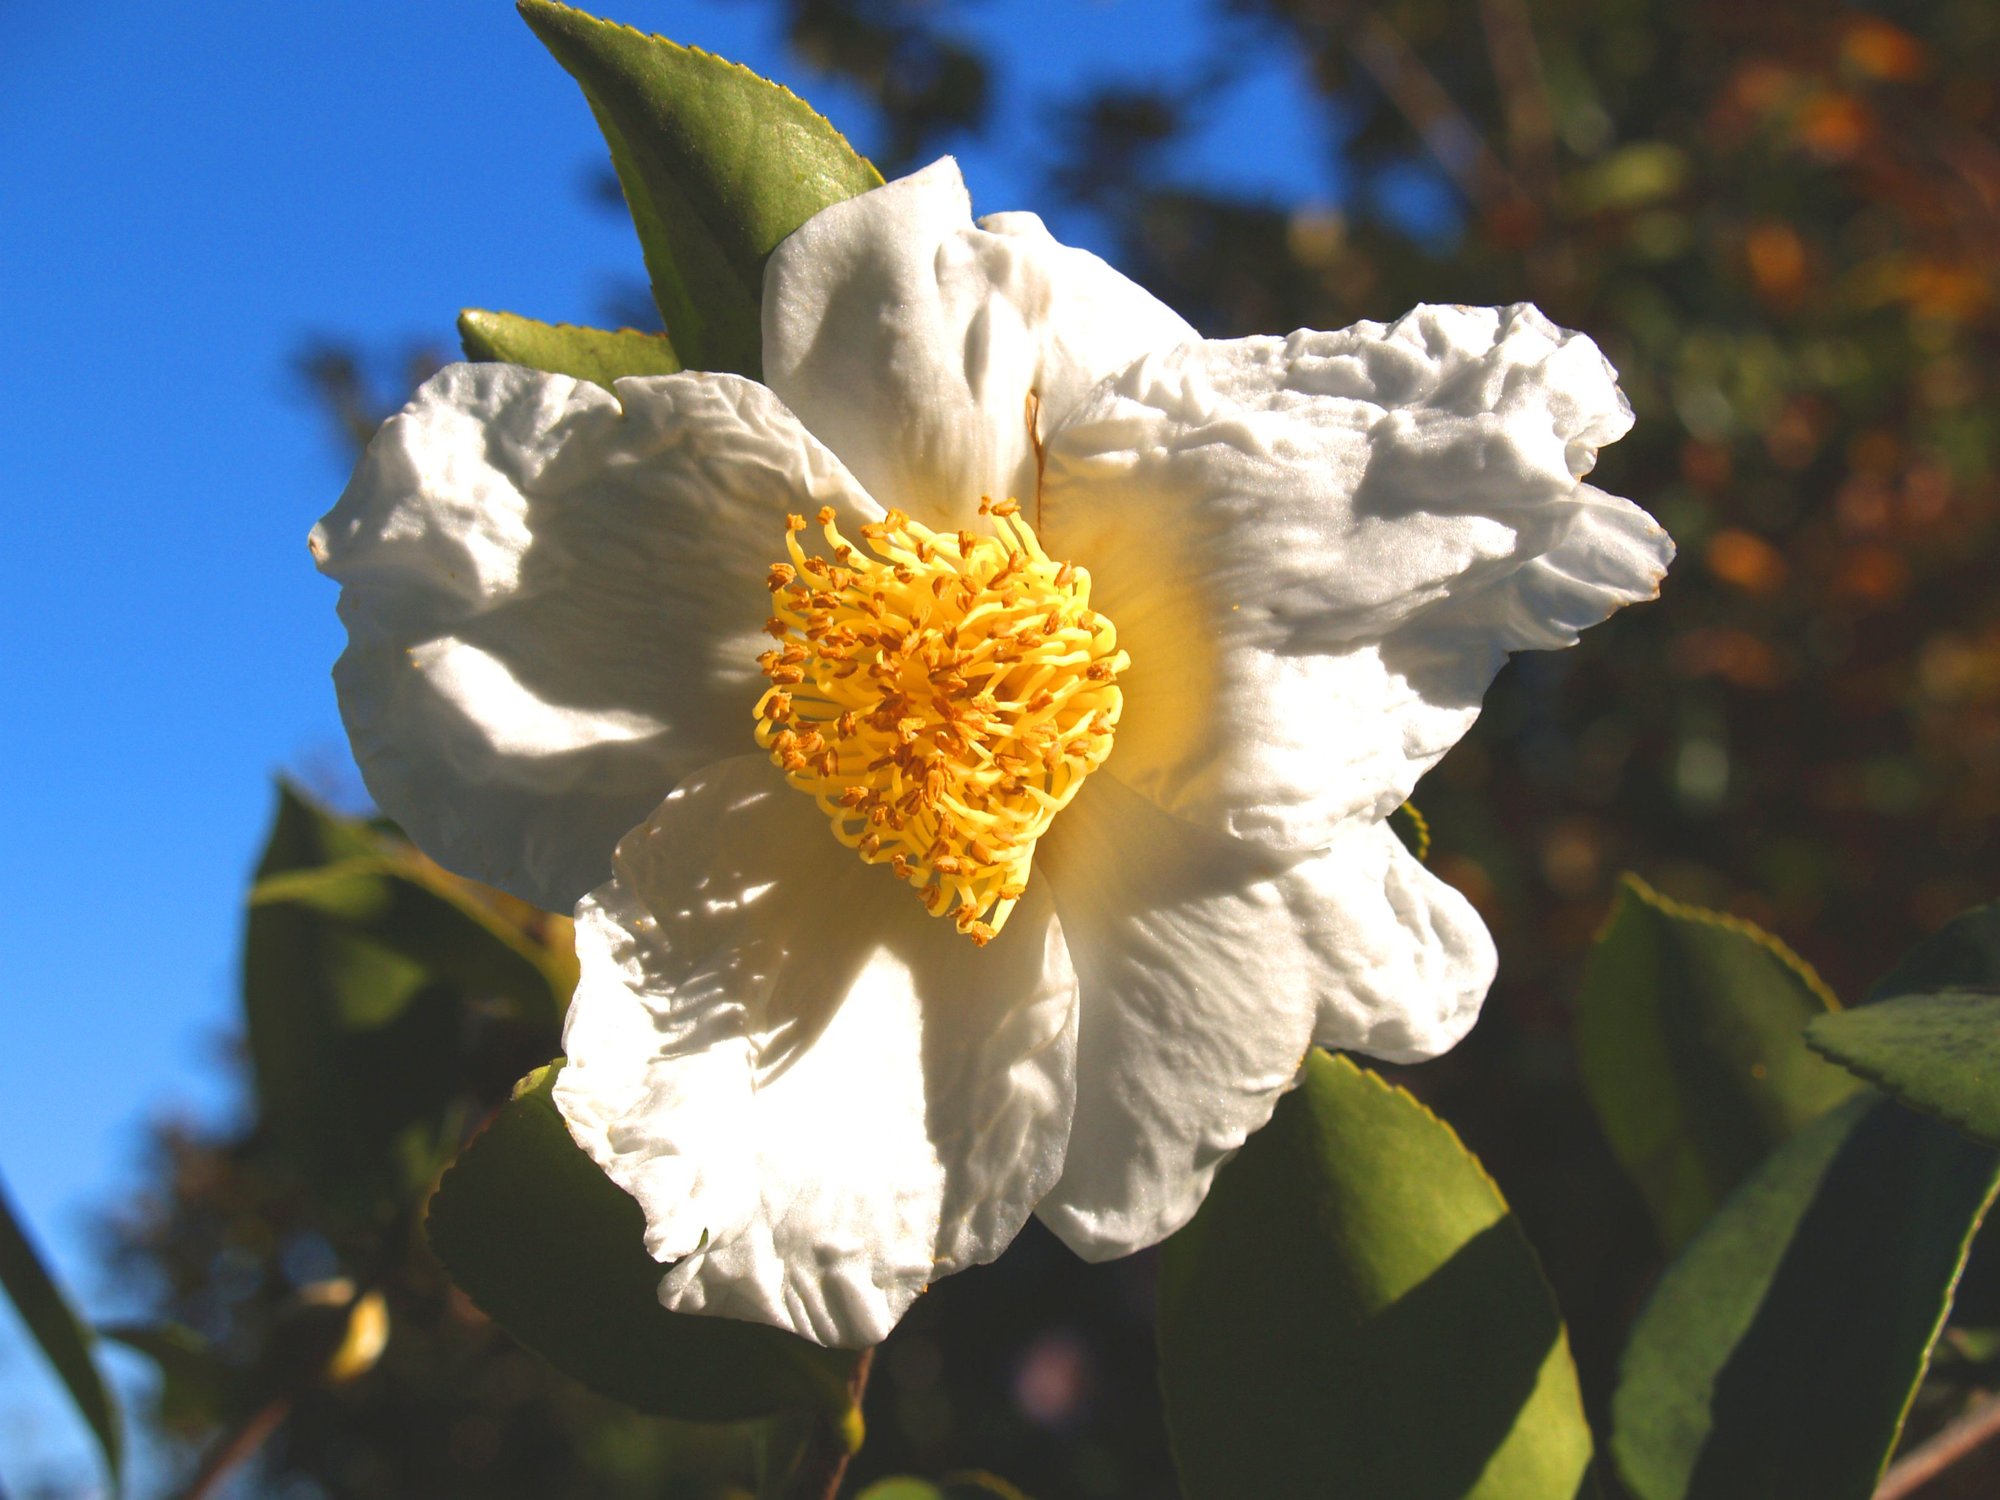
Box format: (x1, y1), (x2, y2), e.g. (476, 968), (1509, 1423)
(1031, 774), (1495, 1261)
(312, 364), (882, 910)
(1040, 303), (1674, 852)
(552, 756), (1078, 1348)
(762, 157), (1197, 528)
(1303, 820), (1497, 1062)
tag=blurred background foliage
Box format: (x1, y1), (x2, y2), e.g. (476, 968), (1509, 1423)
(93, 0), (2000, 1495)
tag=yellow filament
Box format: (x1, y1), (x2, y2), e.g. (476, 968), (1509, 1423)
(753, 498), (1127, 944)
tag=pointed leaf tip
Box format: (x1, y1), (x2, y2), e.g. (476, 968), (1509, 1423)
(457, 309), (682, 385)
(516, 0), (880, 377)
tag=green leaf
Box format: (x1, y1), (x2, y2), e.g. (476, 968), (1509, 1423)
(1574, 873), (1861, 1249)
(855, 1478), (1029, 1500)
(457, 308), (682, 385)
(99, 1322), (229, 1429)
(1611, 1094), (2000, 1499)
(519, 0), (882, 377)
(1801, 902), (2000, 1148)
(251, 850), (573, 1019)
(1862, 899), (2000, 1003)
(1807, 990), (2000, 1148)
(0, 1171), (120, 1492)
(425, 1063), (862, 1421)
(1158, 1051), (1594, 1500)
(243, 785), (571, 1208)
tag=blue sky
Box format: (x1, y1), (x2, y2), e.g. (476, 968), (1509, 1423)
(0, 0), (1340, 1486)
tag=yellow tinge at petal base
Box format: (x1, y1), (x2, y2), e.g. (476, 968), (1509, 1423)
(754, 499), (1127, 943)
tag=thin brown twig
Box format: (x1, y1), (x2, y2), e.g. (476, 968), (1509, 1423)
(1474, 0), (1574, 299)
(175, 1394), (293, 1500)
(1328, 3), (1522, 212)
(1476, 0), (1557, 192)
(170, 1248), (400, 1500)
(1875, 1390), (2000, 1500)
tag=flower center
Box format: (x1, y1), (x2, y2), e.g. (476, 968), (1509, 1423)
(754, 499), (1127, 945)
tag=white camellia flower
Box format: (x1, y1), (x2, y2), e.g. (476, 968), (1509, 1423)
(313, 158), (1672, 1349)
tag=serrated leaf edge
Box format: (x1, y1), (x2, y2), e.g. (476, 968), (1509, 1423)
(1609, 872), (1843, 1012)
(516, 0), (883, 189)
(1165, 1052), (1594, 1490)
(1877, 1161), (2000, 1485)
(1803, 1002), (2000, 1150)
(1608, 1095), (2000, 1496)
(1323, 1056), (1588, 1358)
(458, 309), (678, 345)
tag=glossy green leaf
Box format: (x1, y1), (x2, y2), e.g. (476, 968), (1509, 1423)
(244, 785), (571, 1208)
(425, 1063), (862, 1421)
(1574, 873), (1861, 1248)
(1862, 899), (2000, 1003)
(855, 1478), (1028, 1500)
(519, 0), (881, 377)
(457, 308), (682, 384)
(251, 849), (572, 1019)
(1803, 903), (2000, 1149)
(0, 1171), (120, 1492)
(99, 1322), (229, 1429)
(1158, 1051), (1593, 1500)
(1611, 1094), (2000, 1500)
(1808, 990), (2000, 1148)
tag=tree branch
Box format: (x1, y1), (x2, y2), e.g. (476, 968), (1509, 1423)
(1476, 0), (1557, 194)
(1875, 1391), (2000, 1500)
(1331, 3), (1523, 211)
(175, 1394), (292, 1500)
(1474, 0), (1573, 297)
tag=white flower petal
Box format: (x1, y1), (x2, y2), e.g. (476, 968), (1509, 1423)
(1031, 775), (1494, 1261)
(1303, 820), (1497, 1063)
(762, 157), (1196, 528)
(552, 755), (1078, 1348)
(312, 364), (882, 910)
(1041, 303), (1673, 852)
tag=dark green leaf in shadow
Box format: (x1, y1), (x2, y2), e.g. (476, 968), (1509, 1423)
(1158, 1051), (1593, 1500)
(99, 1322), (230, 1430)
(518, 0), (882, 377)
(251, 849), (571, 1023)
(1574, 873), (1861, 1249)
(0, 1171), (120, 1492)
(457, 308), (682, 384)
(1863, 899), (2000, 1003)
(244, 785), (571, 1209)
(1804, 901), (2000, 1148)
(1808, 990), (2000, 1149)
(1611, 1095), (2000, 1500)
(425, 1062), (862, 1421)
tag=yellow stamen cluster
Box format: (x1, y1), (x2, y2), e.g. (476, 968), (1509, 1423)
(754, 498), (1127, 944)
